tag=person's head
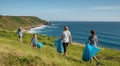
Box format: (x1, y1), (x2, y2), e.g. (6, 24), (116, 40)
(18, 27), (22, 31)
(33, 33), (37, 38)
(64, 26), (69, 31)
(90, 30), (96, 36)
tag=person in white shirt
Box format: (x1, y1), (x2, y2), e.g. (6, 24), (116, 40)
(62, 26), (72, 56)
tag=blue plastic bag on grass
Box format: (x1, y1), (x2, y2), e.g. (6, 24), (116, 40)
(82, 42), (100, 61)
(54, 39), (64, 53)
(37, 42), (43, 48)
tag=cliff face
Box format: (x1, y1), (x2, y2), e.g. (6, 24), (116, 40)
(0, 16), (50, 30)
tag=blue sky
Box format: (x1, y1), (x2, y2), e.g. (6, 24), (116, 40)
(0, 0), (120, 21)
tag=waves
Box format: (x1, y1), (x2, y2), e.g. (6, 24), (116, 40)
(27, 25), (47, 34)
(27, 21), (120, 50)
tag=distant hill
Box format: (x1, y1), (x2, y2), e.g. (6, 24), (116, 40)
(0, 15), (50, 30)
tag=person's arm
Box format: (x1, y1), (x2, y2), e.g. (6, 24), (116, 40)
(21, 30), (23, 36)
(62, 32), (64, 40)
(96, 36), (98, 44)
(96, 39), (98, 44)
(69, 34), (72, 44)
(68, 31), (72, 44)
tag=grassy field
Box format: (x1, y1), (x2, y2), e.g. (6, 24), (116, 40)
(0, 16), (120, 66)
(0, 16), (50, 30)
(0, 30), (120, 66)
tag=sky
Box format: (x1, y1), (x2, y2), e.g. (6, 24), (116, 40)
(0, 0), (120, 21)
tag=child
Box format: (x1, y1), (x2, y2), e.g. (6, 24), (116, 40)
(88, 30), (99, 65)
(62, 26), (72, 57)
(30, 33), (38, 50)
(17, 27), (23, 43)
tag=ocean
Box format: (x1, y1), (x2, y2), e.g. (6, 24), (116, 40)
(28, 21), (120, 50)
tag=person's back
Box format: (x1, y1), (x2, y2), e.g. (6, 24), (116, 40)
(32, 37), (38, 45)
(17, 27), (23, 43)
(88, 35), (98, 47)
(62, 26), (72, 57)
(62, 30), (71, 43)
(31, 34), (38, 50)
(18, 29), (22, 37)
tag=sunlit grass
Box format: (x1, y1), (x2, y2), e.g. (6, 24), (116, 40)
(0, 31), (120, 66)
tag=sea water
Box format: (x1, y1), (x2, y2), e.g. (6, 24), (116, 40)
(28, 21), (120, 50)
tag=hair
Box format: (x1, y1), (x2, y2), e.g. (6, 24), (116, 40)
(18, 27), (22, 31)
(64, 26), (69, 31)
(18, 28), (21, 31)
(33, 33), (37, 38)
(90, 30), (96, 35)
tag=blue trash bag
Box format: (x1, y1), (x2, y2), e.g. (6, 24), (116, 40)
(37, 42), (43, 48)
(82, 42), (100, 61)
(54, 39), (64, 53)
(54, 40), (58, 48)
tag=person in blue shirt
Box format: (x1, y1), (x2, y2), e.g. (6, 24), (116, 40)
(30, 33), (38, 50)
(88, 30), (99, 65)
(17, 27), (23, 43)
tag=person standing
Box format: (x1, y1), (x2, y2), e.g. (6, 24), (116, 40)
(30, 33), (39, 50)
(62, 26), (72, 57)
(17, 27), (23, 43)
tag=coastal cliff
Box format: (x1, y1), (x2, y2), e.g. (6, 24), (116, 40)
(0, 16), (120, 66)
(0, 15), (51, 30)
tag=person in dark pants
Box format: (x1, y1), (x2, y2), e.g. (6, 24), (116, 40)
(62, 26), (72, 57)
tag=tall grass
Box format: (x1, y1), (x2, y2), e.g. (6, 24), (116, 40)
(0, 31), (120, 66)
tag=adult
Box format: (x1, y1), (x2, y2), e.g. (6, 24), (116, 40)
(62, 26), (72, 56)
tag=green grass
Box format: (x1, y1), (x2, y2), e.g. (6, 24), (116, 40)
(0, 16), (50, 30)
(0, 31), (120, 66)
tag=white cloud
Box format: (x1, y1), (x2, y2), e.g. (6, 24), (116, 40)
(91, 6), (120, 10)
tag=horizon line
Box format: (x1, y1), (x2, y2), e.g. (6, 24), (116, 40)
(49, 20), (120, 22)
